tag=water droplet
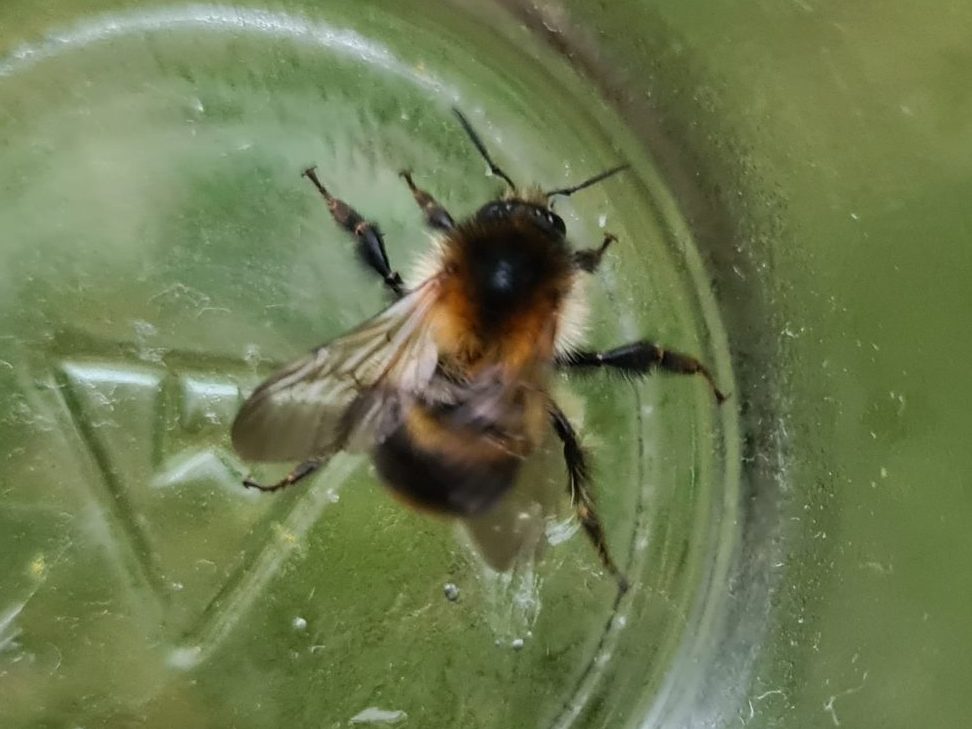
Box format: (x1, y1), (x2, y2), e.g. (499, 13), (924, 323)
(443, 583), (460, 602)
(292, 616), (307, 631)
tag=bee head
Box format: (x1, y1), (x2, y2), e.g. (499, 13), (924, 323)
(448, 200), (574, 333)
(475, 199), (567, 240)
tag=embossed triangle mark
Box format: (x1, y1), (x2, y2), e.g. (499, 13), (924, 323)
(54, 357), (358, 658)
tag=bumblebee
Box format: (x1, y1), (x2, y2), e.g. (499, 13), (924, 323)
(232, 109), (726, 593)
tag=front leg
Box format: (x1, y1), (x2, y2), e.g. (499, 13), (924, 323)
(560, 340), (728, 404)
(399, 170), (455, 232)
(549, 403), (629, 594)
(573, 232), (617, 273)
(302, 166), (404, 297)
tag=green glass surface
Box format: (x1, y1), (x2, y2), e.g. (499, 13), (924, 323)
(0, 1), (968, 728)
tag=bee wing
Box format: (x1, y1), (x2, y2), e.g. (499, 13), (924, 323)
(458, 386), (586, 572)
(231, 280), (441, 462)
(460, 431), (566, 572)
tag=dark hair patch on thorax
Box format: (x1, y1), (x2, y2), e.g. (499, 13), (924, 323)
(444, 210), (573, 335)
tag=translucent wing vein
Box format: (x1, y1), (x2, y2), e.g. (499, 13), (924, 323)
(231, 280), (440, 462)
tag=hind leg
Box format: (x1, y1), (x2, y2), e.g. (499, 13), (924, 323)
(243, 458), (322, 493)
(549, 403), (629, 593)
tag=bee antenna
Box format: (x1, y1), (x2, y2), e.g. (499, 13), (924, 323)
(545, 164), (629, 199)
(452, 108), (517, 191)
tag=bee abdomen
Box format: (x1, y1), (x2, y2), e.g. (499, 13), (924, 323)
(373, 424), (519, 517)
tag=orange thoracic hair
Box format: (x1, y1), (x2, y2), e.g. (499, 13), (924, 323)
(428, 214), (575, 376)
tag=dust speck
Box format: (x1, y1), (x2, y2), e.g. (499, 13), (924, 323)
(348, 707), (407, 725)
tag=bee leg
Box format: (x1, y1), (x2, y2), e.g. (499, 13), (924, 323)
(573, 233), (617, 273)
(243, 458), (322, 493)
(560, 341), (729, 404)
(549, 404), (629, 594)
(302, 166), (405, 297)
(399, 170), (455, 231)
